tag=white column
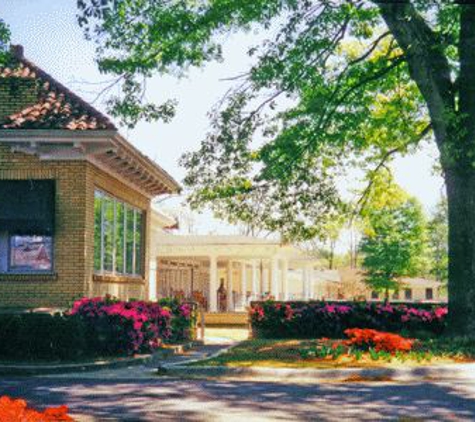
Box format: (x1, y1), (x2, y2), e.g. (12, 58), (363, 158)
(302, 267), (307, 300)
(304, 265), (312, 300)
(310, 268), (318, 300)
(148, 259), (157, 301)
(240, 262), (248, 310)
(209, 255), (218, 312)
(227, 260), (234, 311)
(282, 259), (289, 301)
(271, 257), (279, 300)
(262, 268), (269, 294)
(251, 260), (259, 300)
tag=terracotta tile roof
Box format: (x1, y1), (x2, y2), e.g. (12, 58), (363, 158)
(0, 47), (116, 131)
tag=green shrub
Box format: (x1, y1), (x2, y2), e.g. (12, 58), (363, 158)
(0, 313), (88, 361)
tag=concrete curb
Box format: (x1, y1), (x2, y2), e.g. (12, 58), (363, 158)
(156, 362), (475, 382)
(0, 355), (154, 376)
(160, 343), (235, 368)
(0, 340), (201, 376)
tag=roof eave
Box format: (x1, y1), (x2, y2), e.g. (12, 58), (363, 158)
(113, 133), (181, 195)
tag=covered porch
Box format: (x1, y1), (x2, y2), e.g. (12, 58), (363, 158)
(150, 235), (319, 313)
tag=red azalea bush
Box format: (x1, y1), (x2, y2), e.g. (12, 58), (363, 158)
(250, 301), (448, 339)
(344, 328), (413, 353)
(0, 396), (73, 421)
(69, 297), (173, 355)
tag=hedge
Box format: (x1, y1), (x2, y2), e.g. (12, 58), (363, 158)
(249, 301), (448, 339)
(0, 297), (198, 361)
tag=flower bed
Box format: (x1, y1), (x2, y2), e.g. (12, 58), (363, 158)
(194, 334), (475, 369)
(250, 301), (447, 339)
(0, 297), (197, 361)
(0, 396), (72, 421)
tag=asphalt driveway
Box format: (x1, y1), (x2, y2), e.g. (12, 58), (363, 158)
(1, 376), (475, 421)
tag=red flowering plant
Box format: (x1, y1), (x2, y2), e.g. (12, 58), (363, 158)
(0, 396), (73, 421)
(69, 296), (172, 355)
(344, 328), (413, 353)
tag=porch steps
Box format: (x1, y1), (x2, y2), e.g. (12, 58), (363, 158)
(203, 312), (248, 326)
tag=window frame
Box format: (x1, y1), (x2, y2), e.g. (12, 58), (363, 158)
(94, 189), (145, 278)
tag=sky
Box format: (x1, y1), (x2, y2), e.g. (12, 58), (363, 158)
(0, 0), (445, 241)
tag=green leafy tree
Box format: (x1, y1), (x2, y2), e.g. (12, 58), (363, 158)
(75, 1), (475, 333)
(319, 215), (346, 270)
(361, 196), (428, 300)
(428, 195), (448, 284)
(0, 19), (10, 64)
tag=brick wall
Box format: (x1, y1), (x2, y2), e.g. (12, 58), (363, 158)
(0, 144), (152, 308)
(0, 144), (88, 308)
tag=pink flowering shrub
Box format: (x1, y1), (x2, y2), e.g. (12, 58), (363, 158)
(157, 298), (197, 343)
(69, 297), (173, 355)
(250, 301), (448, 339)
(0, 297), (196, 361)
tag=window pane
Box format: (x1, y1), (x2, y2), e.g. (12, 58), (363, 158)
(103, 196), (114, 272)
(126, 207), (134, 274)
(94, 191), (103, 272)
(115, 201), (125, 274)
(10, 236), (53, 271)
(134, 211), (143, 275)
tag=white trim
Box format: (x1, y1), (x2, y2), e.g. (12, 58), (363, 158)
(0, 129), (116, 141)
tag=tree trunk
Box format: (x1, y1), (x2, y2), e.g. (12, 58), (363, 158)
(446, 169), (475, 335)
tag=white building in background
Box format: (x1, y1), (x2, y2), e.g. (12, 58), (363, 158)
(149, 210), (447, 313)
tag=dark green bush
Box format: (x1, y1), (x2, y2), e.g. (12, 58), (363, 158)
(0, 313), (88, 361)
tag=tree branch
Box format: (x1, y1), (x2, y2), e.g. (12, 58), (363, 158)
(375, 1), (454, 150)
(355, 123), (432, 215)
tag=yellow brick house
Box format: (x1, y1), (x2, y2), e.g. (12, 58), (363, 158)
(0, 46), (180, 308)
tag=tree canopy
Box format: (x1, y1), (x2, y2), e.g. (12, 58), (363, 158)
(360, 174), (428, 297)
(76, 0), (435, 240)
(427, 196), (449, 283)
(54, 1), (475, 332)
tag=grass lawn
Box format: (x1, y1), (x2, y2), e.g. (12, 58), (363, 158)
(191, 338), (475, 369)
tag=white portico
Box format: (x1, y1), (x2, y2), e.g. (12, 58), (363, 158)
(151, 232), (320, 312)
